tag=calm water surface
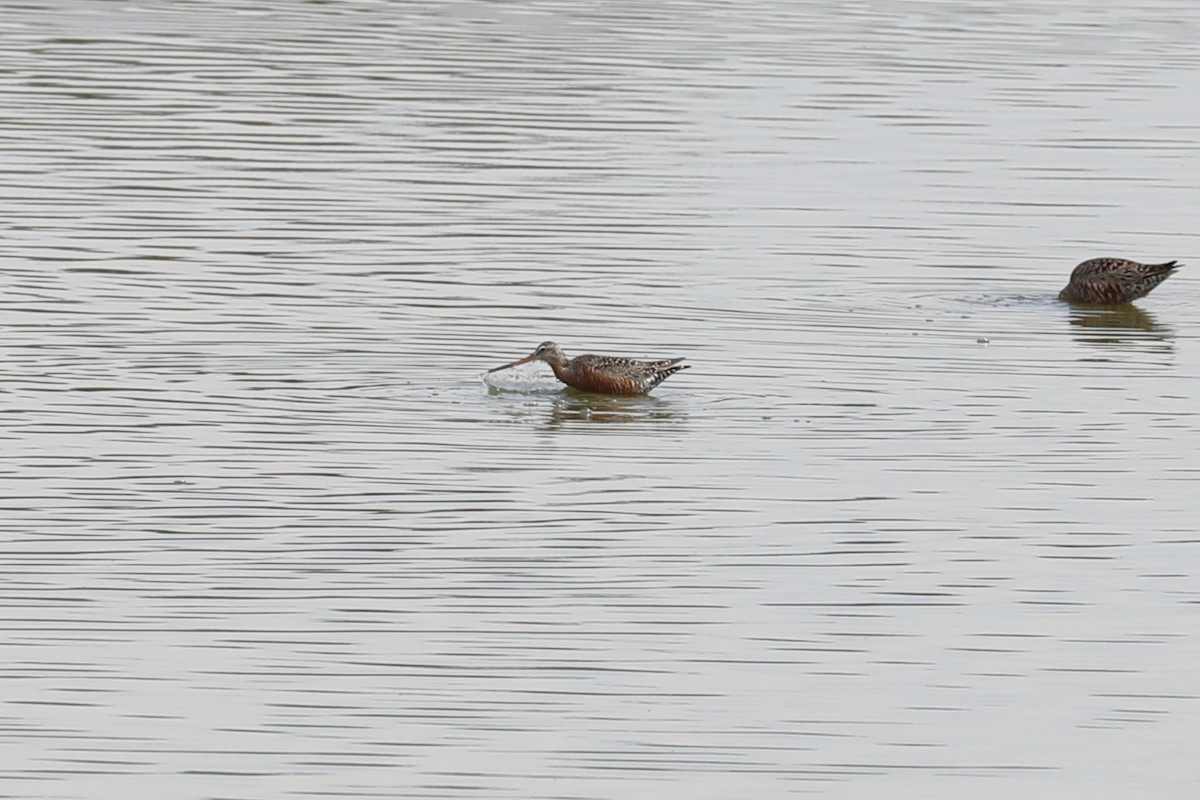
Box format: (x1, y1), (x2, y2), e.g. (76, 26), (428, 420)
(1, 1), (1199, 798)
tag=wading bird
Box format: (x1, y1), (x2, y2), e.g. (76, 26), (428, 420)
(488, 341), (689, 395)
(1059, 258), (1181, 305)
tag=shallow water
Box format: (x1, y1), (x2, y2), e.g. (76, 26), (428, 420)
(2, 1), (1199, 798)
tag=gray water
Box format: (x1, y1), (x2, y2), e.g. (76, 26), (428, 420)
(2, 1), (1199, 798)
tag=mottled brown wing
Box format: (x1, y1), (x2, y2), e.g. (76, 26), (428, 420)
(641, 363), (691, 393)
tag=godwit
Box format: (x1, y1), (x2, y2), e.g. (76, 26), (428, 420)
(488, 341), (689, 395)
(1059, 257), (1181, 305)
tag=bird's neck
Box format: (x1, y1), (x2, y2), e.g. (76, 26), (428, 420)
(545, 358), (570, 379)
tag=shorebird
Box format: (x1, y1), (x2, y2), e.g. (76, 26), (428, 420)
(488, 341), (689, 395)
(1059, 258), (1181, 305)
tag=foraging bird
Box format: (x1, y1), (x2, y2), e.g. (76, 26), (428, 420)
(488, 341), (689, 395)
(1059, 258), (1181, 305)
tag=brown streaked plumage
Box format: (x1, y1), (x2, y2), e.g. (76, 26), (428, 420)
(488, 341), (689, 395)
(1059, 258), (1181, 305)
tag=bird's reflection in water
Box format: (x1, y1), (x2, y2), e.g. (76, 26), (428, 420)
(545, 390), (685, 426)
(1068, 305), (1175, 353)
(489, 384), (686, 428)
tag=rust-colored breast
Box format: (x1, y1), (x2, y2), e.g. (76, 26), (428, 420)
(571, 367), (642, 395)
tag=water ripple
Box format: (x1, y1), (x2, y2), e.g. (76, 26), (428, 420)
(1, 1), (1199, 798)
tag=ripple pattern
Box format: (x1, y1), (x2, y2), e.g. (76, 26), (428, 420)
(2, 1), (1199, 798)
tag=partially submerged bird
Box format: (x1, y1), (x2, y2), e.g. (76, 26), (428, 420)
(488, 341), (689, 395)
(1059, 257), (1181, 305)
